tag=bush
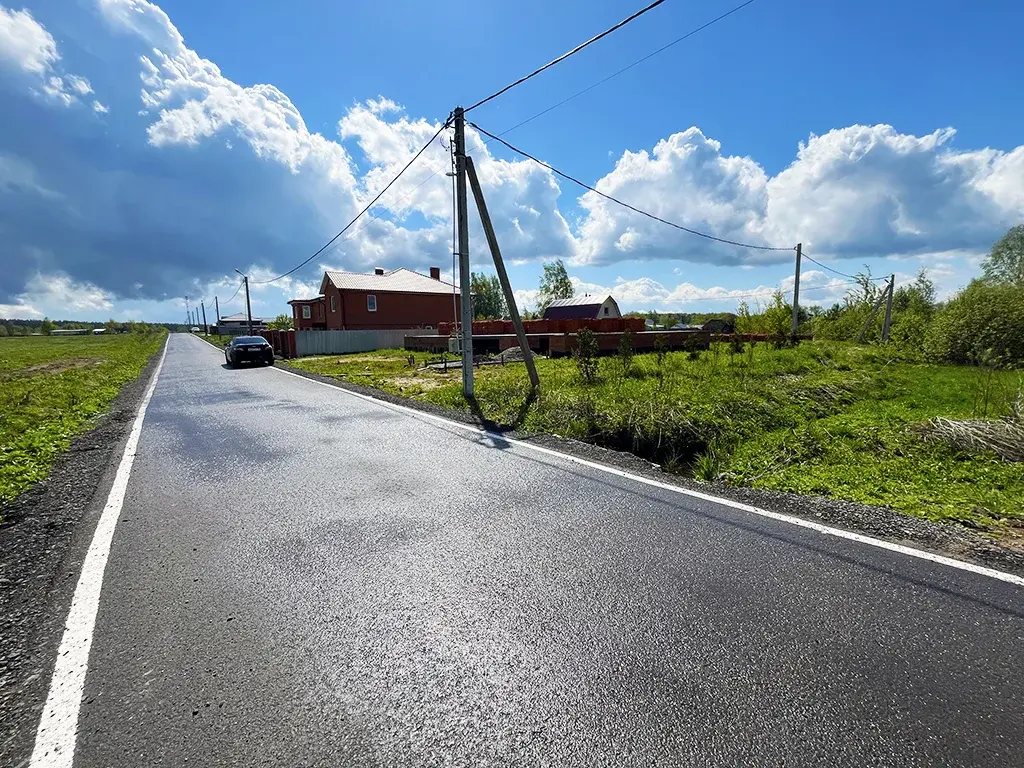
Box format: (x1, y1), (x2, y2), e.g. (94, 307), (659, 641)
(574, 328), (599, 383)
(924, 280), (1024, 366)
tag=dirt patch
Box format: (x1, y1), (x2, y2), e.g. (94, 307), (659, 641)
(333, 355), (410, 365)
(1, 357), (104, 380)
(391, 376), (444, 392)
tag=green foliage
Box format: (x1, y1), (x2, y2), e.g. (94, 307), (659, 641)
(538, 259), (574, 312)
(617, 329), (634, 376)
(0, 332), (166, 506)
(267, 313), (293, 330)
(471, 272), (506, 319)
(982, 224), (1024, 285)
(924, 279), (1024, 366)
(573, 328), (599, 383)
(40, 317), (54, 335)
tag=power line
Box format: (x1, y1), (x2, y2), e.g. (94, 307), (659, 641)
(494, 0), (758, 138)
(801, 253), (869, 280)
(470, 121), (794, 252)
(221, 279), (244, 306)
(465, 0), (669, 114)
(253, 119), (451, 285)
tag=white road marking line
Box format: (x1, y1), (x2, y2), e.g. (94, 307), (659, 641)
(270, 363), (1024, 588)
(30, 338), (169, 768)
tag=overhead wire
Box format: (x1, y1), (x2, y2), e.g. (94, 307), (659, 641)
(470, 121), (794, 252)
(493, 0), (759, 138)
(464, 0), (668, 114)
(252, 119), (451, 285)
(798, 256), (864, 282)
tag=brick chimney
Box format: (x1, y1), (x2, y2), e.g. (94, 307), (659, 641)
(374, 267), (385, 275)
(429, 266), (441, 280)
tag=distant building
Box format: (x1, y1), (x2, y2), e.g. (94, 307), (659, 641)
(289, 267), (459, 331)
(701, 318), (735, 334)
(218, 312), (266, 332)
(543, 295), (621, 321)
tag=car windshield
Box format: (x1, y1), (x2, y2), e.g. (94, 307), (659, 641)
(233, 336), (266, 345)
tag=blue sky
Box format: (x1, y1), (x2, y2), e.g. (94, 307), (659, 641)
(1, 0), (1022, 322)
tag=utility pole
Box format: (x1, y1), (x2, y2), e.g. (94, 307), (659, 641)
(790, 243), (802, 338)
(200, 301), (208, 335)
(856, 277), (892, 343)
(881, 273), (895, 343)
(236, 269), (253, 334)
(454, 107), (474, 398)
(465, 155), (540, 394)
(214, 296), (220, 334)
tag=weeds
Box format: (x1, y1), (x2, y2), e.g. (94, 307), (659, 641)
(574, 328), (600, 384)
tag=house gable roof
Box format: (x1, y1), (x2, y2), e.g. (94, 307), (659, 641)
(320, 268), (459, 295)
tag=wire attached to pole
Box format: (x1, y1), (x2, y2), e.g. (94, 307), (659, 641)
(464, 0), (669, 114)
(470, 121), (794, 253)
(253, 119), (451, 285)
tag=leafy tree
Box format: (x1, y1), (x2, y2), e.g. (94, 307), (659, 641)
(470, 272), (506, 319)
(104, 318), (119, 333)
(982, 225), (1024, 285)
(924, 279), (1024, 366)
(538, 259), (574, 312)
(268, 313), (293, 330)
(40, 317), (54, 335)
(573, 328), (600, 383)
(0, 324), (8, 337)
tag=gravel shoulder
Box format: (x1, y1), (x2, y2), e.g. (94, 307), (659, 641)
(0, 342), (164, 766)
(277, 359), (1024, 579)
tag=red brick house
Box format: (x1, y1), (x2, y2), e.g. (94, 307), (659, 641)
(289, 267), (460, 330)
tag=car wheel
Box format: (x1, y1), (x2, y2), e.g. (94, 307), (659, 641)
(265, 358), (274, 366)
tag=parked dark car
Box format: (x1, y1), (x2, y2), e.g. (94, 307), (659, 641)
(225, 336), (274, 367)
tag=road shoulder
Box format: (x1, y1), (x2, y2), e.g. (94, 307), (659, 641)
(0, 342), (165, 765)
(275, 359), (1024, 579)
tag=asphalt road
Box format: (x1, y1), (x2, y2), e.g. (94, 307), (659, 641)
(57, 334), (1024, 766)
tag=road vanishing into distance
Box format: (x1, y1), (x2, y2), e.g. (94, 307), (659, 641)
(31, 334), (1024, 766)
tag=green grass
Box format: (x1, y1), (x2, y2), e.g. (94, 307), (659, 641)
(288, 342), (1024, 537)
(199, 333), (231, 348)
(0, 332), (166, 508)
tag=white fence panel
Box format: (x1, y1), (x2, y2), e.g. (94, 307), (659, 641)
(294, 329), (432, 357)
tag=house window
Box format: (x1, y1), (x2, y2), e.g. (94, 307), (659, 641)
(330, 295), (337, 313)
(367, 295), (377, 312)
(302, 305), (311, 319)
(603, 306), (609, 315)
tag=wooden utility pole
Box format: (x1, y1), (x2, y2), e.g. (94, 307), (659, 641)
(236, 269), (253, 334)
(214, 296), (220, 323)
(453, 107), (474, 397)
(790, 243), (802, 338)
(465, 155), (540, 394)
(200, 301), (208, 335)
(856, 277), (891, 343)
(881, 273), (895, 343)
(243, 276), (253, 335)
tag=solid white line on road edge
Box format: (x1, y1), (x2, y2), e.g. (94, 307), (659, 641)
(270, 363), (1024, 589)
(30, 338), (169, 768)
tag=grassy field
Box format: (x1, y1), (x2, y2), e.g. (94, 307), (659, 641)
(0, 332), (166, 508)
(289, 342), (1024, 537)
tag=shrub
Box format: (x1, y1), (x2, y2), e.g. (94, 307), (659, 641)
(574, 328), (600, 383)
(617, 329), (634, 376)
(924, 280), (1024, 366)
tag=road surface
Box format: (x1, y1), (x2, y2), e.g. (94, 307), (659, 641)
(38, 334), (1024, 766)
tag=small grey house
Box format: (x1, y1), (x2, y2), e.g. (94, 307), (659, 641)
(543, 295), (621, 320)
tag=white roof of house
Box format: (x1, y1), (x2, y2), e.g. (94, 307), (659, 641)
(220, 312), (264, 322)
(323, 268), (459, 295)
(547, 295), (610, 308)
